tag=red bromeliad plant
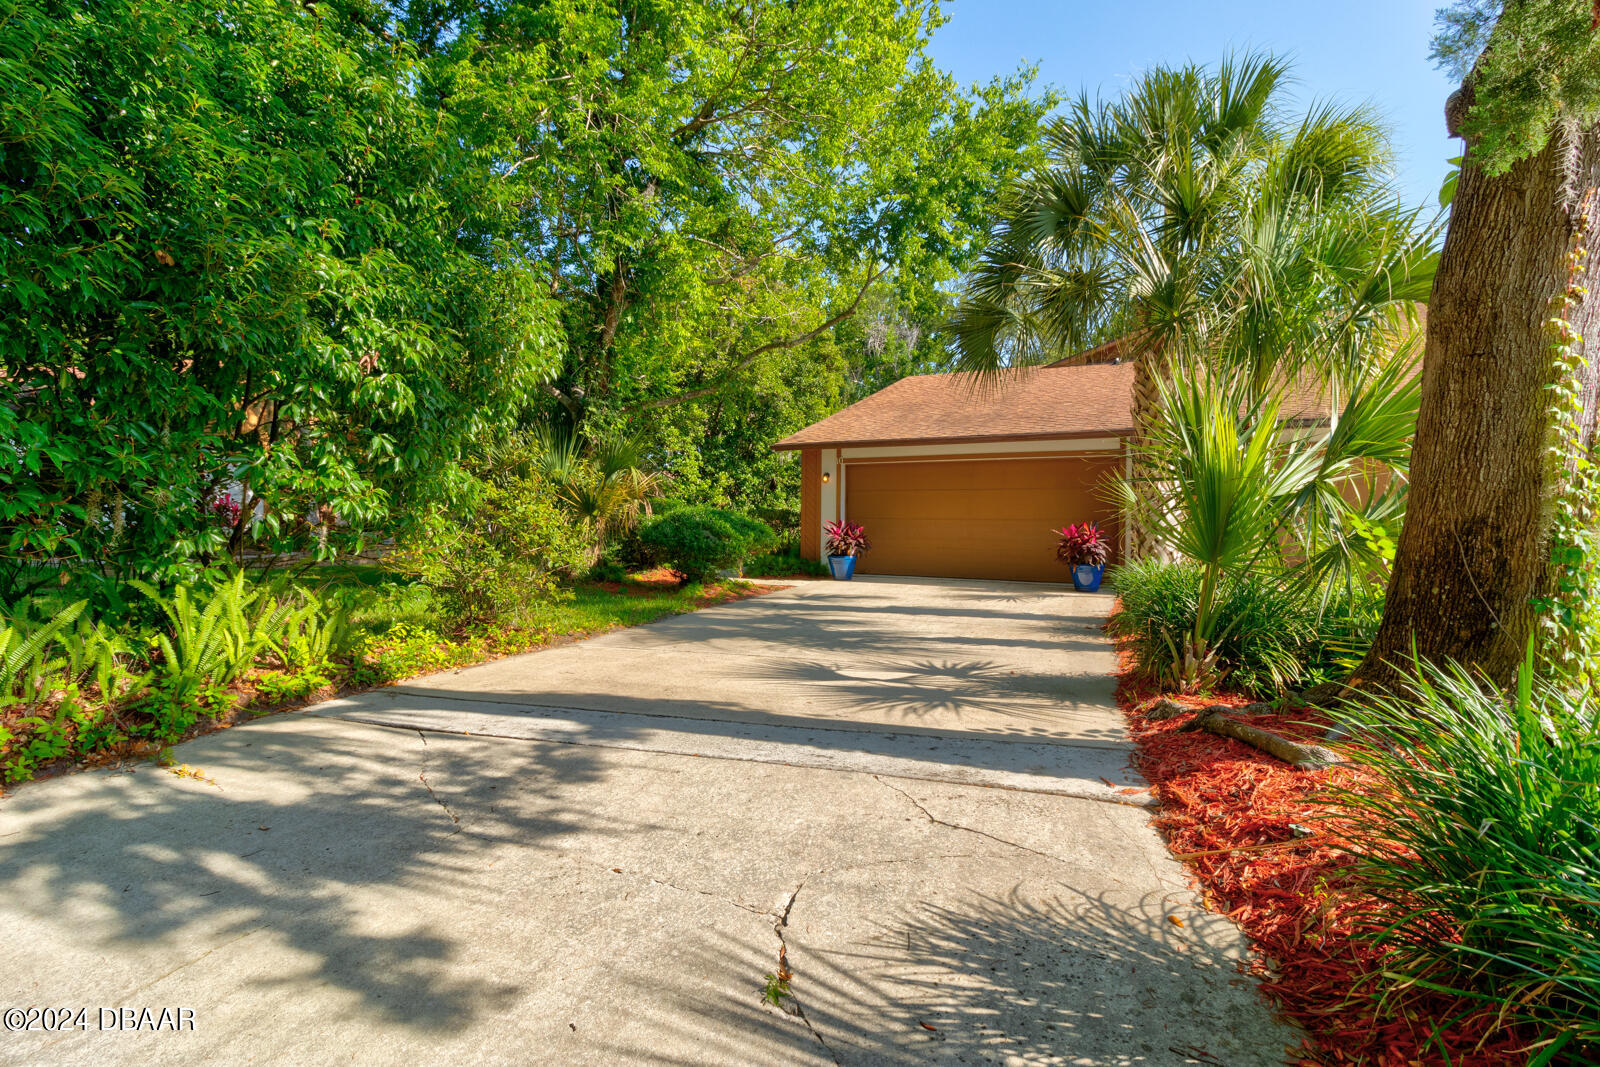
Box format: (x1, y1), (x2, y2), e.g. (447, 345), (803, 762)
(1055, 522), (1109, 568)
(824, 520), (871, 558)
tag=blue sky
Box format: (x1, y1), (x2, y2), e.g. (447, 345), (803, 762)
(927, 0), (1460, 210)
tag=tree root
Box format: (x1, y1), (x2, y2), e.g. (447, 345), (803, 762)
(1178, 704), (1343, 771)
(1295, 679), (1358, 710)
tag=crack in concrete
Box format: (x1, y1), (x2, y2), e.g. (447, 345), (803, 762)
(119, 926), (264, 1001)
(570, 851), (840, 1061)
(417, 771), (462, 834)
(874, 775), (1071, 866)
(415, 743), (462, 834)
(770, 877), (840, 1065)
(645, 875), (769, 917)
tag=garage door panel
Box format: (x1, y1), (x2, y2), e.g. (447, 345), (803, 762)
(844, 456), (1121, 583)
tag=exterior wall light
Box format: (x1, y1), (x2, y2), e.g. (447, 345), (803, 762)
(822, 471), (831, 483)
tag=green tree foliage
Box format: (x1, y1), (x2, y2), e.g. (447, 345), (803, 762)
(950, 53), (1437, 389)
(1432, 0), (1600, 175)
(649, 286), (958, 518)
(402, 0), (1048, 423)
(384, 476), (589, 632)
(0, 0), (561, 605)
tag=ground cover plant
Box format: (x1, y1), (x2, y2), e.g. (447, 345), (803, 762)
(0, 566), (780, 785)
(1326, 653), (1600, 1061)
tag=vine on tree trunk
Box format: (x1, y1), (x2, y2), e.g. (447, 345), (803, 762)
(1534, 209), (1600, 688)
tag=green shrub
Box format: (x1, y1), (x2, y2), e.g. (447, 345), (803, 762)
(636, 506), (771, 583)
(1108, 558), (1377, 696)
(1327, 654), (1600, 1059)
(586, 557), (628, 583)
(384, 475), (587, 632)
(607, 497), (690, 571)
(719, 511), (777, 557)
(744, 552), (830, 578)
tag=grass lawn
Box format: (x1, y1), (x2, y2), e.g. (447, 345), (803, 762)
(306, 563), (785, 644)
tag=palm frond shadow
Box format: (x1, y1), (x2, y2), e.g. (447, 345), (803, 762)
(603, 883), (1289, 1065)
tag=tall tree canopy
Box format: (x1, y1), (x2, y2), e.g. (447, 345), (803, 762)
(950, 53), (1435, 387)
(1, 0), (560, 603)
(399, 0), (1047, 426)
(3, 0), (1040, 602)
(1432, 0), (1600, 173)
(949, 54), (1438, 553)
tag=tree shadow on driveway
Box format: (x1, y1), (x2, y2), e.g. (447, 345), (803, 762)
(0, 718), (634, 1034)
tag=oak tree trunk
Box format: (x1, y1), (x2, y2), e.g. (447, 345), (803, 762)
(1351, 111), (1600, 694)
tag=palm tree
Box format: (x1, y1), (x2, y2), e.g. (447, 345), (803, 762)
(949, 53), (1438, 552)
(487, 426), (665, 562)
(1115, 354), (1421, 691)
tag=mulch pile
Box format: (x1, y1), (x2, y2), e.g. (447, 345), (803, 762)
(1115, 650), (1533, 1065)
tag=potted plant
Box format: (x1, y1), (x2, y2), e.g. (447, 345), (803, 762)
(1055, 521), (1110, 591)
(823, 519), (871, 580)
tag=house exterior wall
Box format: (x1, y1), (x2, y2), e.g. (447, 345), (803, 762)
(800, 448), (821, 560)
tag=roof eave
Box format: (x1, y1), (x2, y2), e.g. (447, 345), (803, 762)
(771, 427), (1134, 452)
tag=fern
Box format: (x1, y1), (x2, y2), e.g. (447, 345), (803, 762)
(135, 573), (267, 686)
(0, 601), (88, 708)
(278, 589), (354, 670)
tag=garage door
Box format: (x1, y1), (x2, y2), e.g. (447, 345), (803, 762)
(843, 455), (1122, 583)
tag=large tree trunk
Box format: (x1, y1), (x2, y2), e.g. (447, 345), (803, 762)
(1350, 105), (1600, 694)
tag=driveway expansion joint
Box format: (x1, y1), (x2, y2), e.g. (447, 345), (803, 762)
(375, 689), (1136, 752)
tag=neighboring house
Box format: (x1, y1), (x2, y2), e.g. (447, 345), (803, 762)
(773, 361), (1136, 583)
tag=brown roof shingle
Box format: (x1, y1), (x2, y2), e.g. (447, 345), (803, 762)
(771, 363), (1137, 450)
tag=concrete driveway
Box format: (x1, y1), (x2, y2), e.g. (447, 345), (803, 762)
(0, 577), (1297, 1065)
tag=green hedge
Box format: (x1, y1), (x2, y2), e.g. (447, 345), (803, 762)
(637, 506), (775, 583)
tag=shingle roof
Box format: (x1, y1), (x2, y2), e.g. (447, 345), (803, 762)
(771, 363), (1138, 450)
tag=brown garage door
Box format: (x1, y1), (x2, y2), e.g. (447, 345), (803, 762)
(844, 454), (1122, 582)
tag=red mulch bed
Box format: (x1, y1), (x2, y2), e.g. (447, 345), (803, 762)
(590, 569), (790, 604)
(1115, 649), (1534, 1065)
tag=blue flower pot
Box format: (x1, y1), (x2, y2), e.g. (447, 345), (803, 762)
(828, 555), (857, 580)
(1072, 563), (1104, 592)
